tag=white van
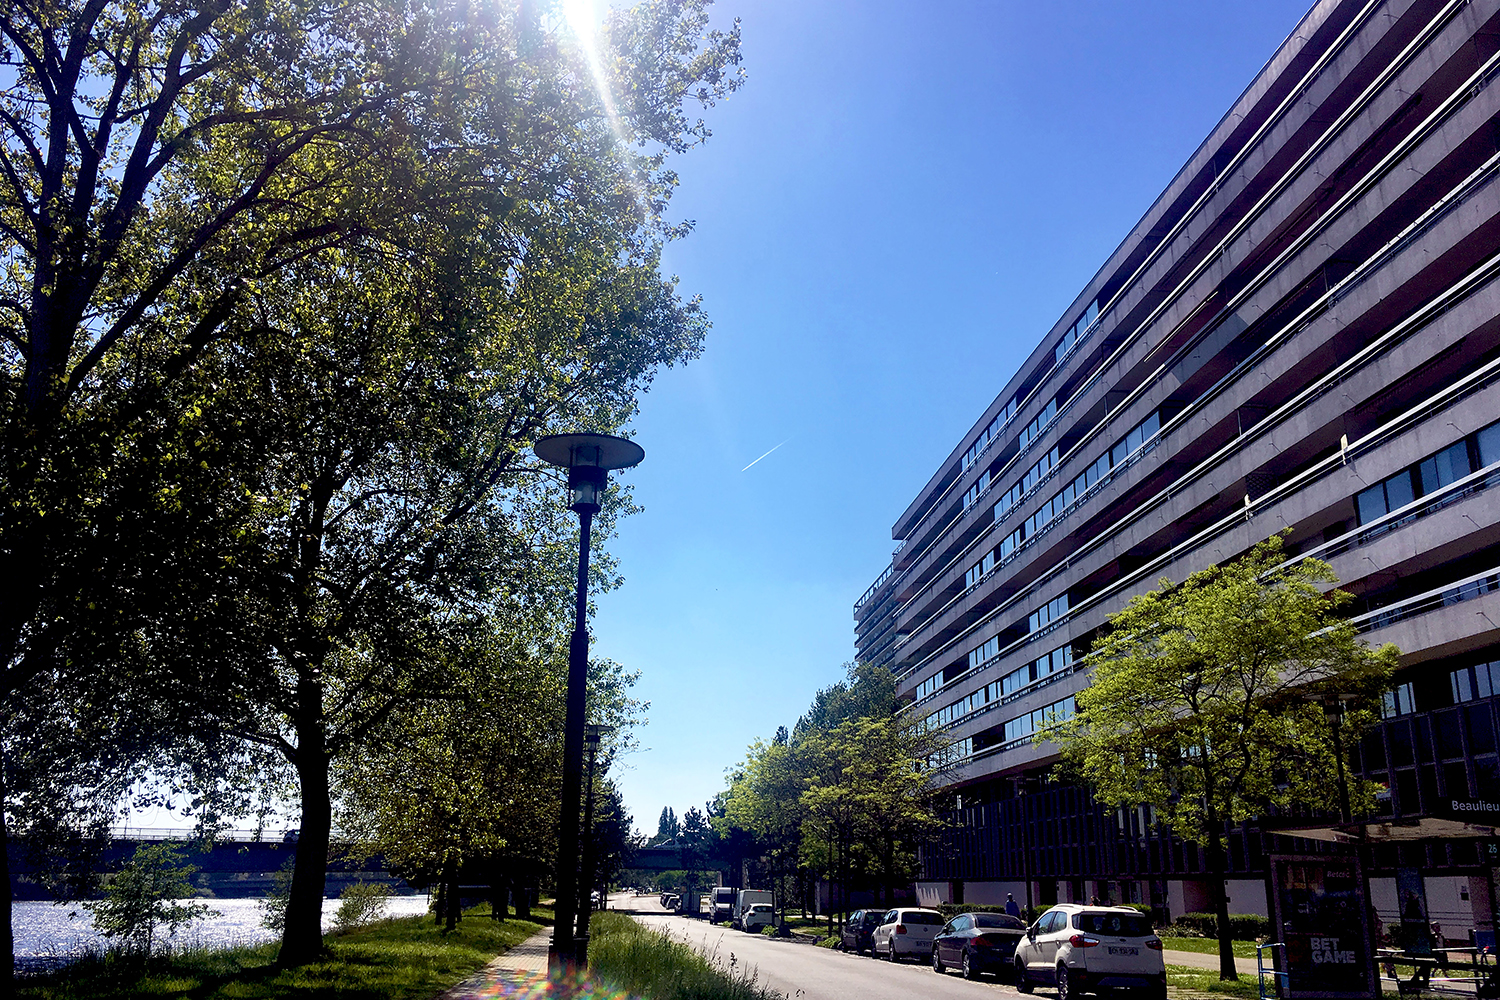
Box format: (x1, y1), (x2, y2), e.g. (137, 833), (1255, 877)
(733, 889), (773, 929)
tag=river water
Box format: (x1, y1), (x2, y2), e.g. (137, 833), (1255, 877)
(13, 895), (433, 973)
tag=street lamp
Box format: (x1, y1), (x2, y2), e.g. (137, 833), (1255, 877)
(534, 434), (644, 977)
(578, 722), (615, 945)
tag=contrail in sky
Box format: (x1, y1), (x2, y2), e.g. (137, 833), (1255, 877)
(741, 439), (789, 472)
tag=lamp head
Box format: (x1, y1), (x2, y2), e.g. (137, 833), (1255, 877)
(533, 434), (646, 514)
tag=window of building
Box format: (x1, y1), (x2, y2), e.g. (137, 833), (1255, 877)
(1356, 417), (1500, 527)
(1383, 682), (1415, 718)
(1054, 301), (1099, 367)
(1451, 661), (1499, 703)
(1018, 398), (1059, 452)
(1028, 593), (1069, 634)
(965, 548), (997, 590)
(915, 671), (943, 701)
(968, 635), (1000, 671)
(1002, 695), (1075, 743)
(963, 469), (992, 511)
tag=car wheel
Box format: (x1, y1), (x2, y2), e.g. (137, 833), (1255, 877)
(1016, 959), (1033, 993)
(933, 947), (945, 973)
(962, 950), (980, 980)
(1058, 965), (1078, 1000)
(888, 942), (899, 962)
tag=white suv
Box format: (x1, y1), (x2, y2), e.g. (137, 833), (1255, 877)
(1014, 904), (1165, 1000)
(871, 908), (946, 962)
(742, 903), (775, 933)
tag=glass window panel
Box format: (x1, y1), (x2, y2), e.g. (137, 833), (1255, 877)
(1478, 421), (1500, 467)
(1466, 705), (1495, 755)
(1384, 471), (1415, 512)
(1479, 662), (1496, 699)
(1443, 761), (1470, 798)
(1390, 722), (1414, 766)
(1356, 485), (1387, 525)
(1435, 710), (1464, 759)
(1394, 769), (1418, 815)
(1415, 715), (1433, 762)
(1420, 442), (1471, 495)
(1453, 668), (1474, 704)
(1361, 731), (1387, 770)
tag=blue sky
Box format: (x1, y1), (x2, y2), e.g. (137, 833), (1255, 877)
(591, 0), (1315, 835)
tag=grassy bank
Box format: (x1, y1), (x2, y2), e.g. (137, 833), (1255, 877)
(1159, 936), (1259, 959)
(587, 911), (781, 1000)
(1167, 964), (1263, 999)
(18, 904), (550, 1000)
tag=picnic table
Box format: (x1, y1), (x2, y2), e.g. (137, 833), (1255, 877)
(1376, 947), (1499, 997)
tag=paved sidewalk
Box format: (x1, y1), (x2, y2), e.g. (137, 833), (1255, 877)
(439, 928), (554, 1000)
(1162, 948), (1259, 976)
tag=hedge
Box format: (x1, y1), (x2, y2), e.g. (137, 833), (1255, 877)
(1171, 912), (1270, 941)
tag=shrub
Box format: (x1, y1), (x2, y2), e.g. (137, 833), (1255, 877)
(335, 881), (392, 930)
(85, 843), (219, 955)
(937, 902), (1047, 923)
(259, 859), (295, 931)
(815, 934), (840, 948)
(1172, 912), (1270, 941)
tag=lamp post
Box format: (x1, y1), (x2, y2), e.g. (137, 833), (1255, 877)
(534, 433), (644, 977)
(578, 722), (615, 945)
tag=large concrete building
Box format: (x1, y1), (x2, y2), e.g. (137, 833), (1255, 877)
(854, 0), (1500, 931)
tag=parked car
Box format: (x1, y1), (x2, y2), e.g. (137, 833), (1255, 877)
(1014, 904), (1165, 1000)
(932, 911), (1028, 979)
(838, 909), (887, 955)
(871, 907), (946, 962)
(743, 903), (776, 933)
(732, 889), (774, 929)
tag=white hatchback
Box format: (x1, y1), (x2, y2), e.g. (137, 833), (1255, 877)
(1014, 904), (1165, 1000)
(871, 908), (947, 962)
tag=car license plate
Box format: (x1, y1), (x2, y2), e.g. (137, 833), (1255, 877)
(1108, 946), (1139, 956)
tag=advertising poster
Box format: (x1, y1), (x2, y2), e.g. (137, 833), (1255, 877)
(1270, 855), (1376, 998)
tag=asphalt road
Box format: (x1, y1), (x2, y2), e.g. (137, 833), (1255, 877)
(610, 895), (1038, 1000)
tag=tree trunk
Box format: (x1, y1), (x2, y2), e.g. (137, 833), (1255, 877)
(515, 872), (532, 921)
(1204, 822), (1238, 981)
(280, 746), (332, 966)
(491, 861), (508, 921)
(443, 857), (460, 932)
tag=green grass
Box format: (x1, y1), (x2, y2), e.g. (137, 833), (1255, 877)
(18, 904), (551, 1000)
(587, 911), (782, 1000)
(1158, 936), (1260, 960)
(1166, 964), (1264, 999)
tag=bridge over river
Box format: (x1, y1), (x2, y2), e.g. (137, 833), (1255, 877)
(9, 829), (410, 900)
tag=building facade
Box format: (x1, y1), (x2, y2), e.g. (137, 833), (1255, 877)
(854, 0), (1500, 931)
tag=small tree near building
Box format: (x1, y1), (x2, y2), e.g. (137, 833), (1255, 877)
(1048, 534), (1396, 982)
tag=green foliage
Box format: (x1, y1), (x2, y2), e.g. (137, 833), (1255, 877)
(18, 906), (551, 1000)
(587, 911), (782, 1000)
(815, 934), (840, 948)
(1173, 913), (1271, 941)
(1049, 533), (1396, 980)
(717, 663), (955, 913)
(1, 0), (743, 974)
(258, 860), (295, 932)
(334, 883), (392, 931)
(84, 844), (219, 955)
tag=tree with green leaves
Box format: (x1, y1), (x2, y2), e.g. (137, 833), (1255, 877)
(1049, 534), (1396, 981)
(86, 843), (218, 956)
(3, 0), (741, 970)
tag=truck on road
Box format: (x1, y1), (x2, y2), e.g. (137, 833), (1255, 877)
(732, 889), (773, 930)
(709, 887), (736, 924)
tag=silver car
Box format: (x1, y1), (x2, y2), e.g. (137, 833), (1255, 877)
(871, 907), (946, 962)
(1014, 904), (1165, 1000)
